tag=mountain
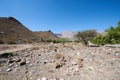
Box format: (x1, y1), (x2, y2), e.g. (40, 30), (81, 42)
(59, 30), (76, 40)
(0, 17), (58, 44)
(0, 17), (38, 44)
(34, 30), (59, 41)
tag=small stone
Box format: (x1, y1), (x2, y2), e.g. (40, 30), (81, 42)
(26, 61), (30, 64)
(6, 68), (12, 72)
(43, 60), (47, 64)
(8, 63), (14, 68)
(20, 61), (26, 66)
(9, 59), (14, 63)
(16, 59), (21, 62)
(73, 69), (80, 75)
(76, 58), (83, 68)
(48, 70), (54, 73)
(30, 77), (32, 79)
(53, 62), (61, 69)
(29, 64), (33, 67)
(59, 78), (64, 80)
(15, 65), (18, 67)
(77, 52), (80, 55)
(54, 49), (57, 52)
(38, 54), (41, 56)
(41, 77), (47, 80)
(66, 72), (72, 76)
(15, 68), (18, 71)
(52, 78), (57, 80)
(70, 67), (74, 70)
(71, 61), (77, 65)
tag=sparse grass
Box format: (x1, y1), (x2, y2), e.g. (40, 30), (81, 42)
(46, 38), (71, 43)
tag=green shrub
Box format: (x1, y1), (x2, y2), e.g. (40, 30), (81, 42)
(91, 21), (120, 45)
(46, 38), (70, 43)
(0, 52), (13, 58)
(91, 35), (108, 45)
(75, 30), (97, 45)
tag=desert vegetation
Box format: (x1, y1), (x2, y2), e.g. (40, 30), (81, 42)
(91, 21), (120, 45)
(74, 21), (120, 46)
(75, 30), (98, 45)
(46, 38), (71, 43)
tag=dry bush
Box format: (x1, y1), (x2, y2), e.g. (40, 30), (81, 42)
(54, 53), (64, 60)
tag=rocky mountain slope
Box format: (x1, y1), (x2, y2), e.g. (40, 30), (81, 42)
(34, 31), (58, 41)
(0, 17), (38, 44)
(0, 17), (58, 44)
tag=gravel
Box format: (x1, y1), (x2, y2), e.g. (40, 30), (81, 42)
(0, 43), (120, 80)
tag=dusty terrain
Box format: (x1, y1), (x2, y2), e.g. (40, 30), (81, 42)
(0, 43), (120, 80)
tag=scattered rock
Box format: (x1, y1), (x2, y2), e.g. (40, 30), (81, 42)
(0, 60), (7, 64)
(9, 59), (14, 63)
(37, 78), (41, 80)
(48, 70), (54, 73)
(15, 59), (21, 62)
(59, 78), (64, 80)
(38, 54), (41, 56)
(20, 61), (26, 66)
(87, 41), (100, 47)
(8, 63), (14, 68)
(43, 60), (48, 64)
(77, 52), (80, 55)
(71, 61), (77, 65)
(76, 58), (83, 68)
(41, 77), (48, 80)
(0, 43), (119, 80)
(66, 72), (72, 76)
(53, 62), (62, 69)
(6, 68), (12, 72)
(26, 61), (30, 64)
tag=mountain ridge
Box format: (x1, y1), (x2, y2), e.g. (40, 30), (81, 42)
(0, 17), (58, 44)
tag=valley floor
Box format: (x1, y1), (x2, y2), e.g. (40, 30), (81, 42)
(0, 43), (120, 80)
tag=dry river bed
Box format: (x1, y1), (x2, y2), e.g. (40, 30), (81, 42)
(0, 43), (120, 80)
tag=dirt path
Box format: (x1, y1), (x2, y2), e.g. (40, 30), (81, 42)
(0, 44), (34, 54)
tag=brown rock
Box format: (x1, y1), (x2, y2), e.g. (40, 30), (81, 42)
(76, 58), (83, 68)
(53, 62), (61, 69)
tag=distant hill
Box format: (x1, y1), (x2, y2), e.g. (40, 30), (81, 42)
(34, 30), (59, 41)
(0, 17), (38, 44)
(0, 17), (58, 44)
(59, 30), (76, 40)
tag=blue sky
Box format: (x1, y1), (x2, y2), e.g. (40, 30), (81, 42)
(0, 0), (120, 33)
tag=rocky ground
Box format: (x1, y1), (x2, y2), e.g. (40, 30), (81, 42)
(0, 43), (120, 80)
